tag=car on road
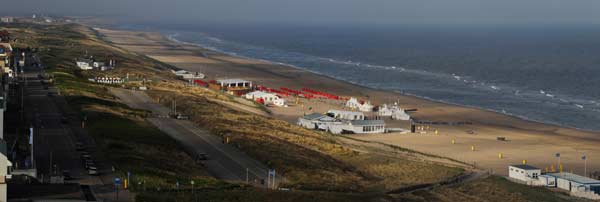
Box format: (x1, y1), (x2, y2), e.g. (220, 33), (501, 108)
(80, 154), (91, 160)
(75, 143), (85, 151)
(60, 116), (68, 124)
(196, 153), (209, 161)
(62, 170), (73, 180)
(88, 167), (99, 176)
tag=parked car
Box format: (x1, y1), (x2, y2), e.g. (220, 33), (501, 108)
(62, 170), (73, 180)
(75, 143), (85, 151)
(88, 167), (99, 176)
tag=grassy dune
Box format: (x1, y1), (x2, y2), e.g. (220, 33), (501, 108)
(3, 22), (591, 202)
(146, 84), (464, 192)
(395, 176), (592, 202)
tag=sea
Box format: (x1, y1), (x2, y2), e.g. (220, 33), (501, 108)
(116, 23), (600, 132)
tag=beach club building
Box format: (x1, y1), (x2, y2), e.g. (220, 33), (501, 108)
(378, 104), (411, 121)
(346, 97), (374, 112)
(326, 110), (364, 121)
(214, 79), (253, 96)
(245, 91), (286, 107)
(298, 113), (341, 131)
(344, 120), (386, 134)
(298, 113), (386, 134)
(541, 172), (600, 199)
(507, 164), (600, 200)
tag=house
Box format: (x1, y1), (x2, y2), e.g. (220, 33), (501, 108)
(299, 112), (387, 134)
(541, 172), (600, 199)
(378, 104), (411, 120)
(0, 140), (12, 202)
(172, 70), (204, 79)
(181, 72), (205, 80)
(508, 164), (541, 184)
(326, 110), (364, 120)
(245, 91), (286, 107)
(76, 59), (93, 70)
(346, 97), (374, 112)
(0, 17), (14, 24)
(217, 79), (253, 96)
(0, 43), (12, 68)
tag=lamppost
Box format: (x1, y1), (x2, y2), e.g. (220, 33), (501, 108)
(582, 154), (587, 177)
(555, 153), (561, 173)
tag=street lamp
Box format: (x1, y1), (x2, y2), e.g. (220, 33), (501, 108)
(555, 153), (561, 173)
(582, 154), (587, 177)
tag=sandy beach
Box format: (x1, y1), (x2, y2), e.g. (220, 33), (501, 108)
(97, 27), (600, 176)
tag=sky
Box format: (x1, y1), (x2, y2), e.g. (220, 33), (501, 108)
(2, 0), (600, 25)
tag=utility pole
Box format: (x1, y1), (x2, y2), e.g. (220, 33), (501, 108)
(246, 168), (249, 184)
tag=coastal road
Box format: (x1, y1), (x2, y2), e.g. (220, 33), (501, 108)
(110, 88), (274, 185)
(22, 71), (85, 180)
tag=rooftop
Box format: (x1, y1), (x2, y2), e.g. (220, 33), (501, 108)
(546, 172), (600, 184)
(350, 120), (385, 126)
(217, 79), (251, 84)
(302, 113), (326, 120)
(327, 109), (364, 115)
(77, 58), (92, 63)
(510, 164), (540, 170)
(247, 91), (277, 97)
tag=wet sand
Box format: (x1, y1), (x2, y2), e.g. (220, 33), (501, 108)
(97, 27), (600, 176)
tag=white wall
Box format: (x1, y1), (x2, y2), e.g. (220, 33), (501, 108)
(508, 166), (540, 182)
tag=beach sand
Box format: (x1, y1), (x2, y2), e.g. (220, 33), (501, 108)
(97, 28), (600, 176)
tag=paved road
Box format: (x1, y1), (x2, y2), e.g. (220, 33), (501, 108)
(111, 88), (275, 186)
(19, 62), (124, 201)
(20, 70), (87, 181)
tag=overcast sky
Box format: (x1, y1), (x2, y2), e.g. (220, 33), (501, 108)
(2, 0), (600, 25)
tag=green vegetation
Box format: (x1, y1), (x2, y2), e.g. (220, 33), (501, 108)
(7, 23), (219, 190)
(147, 87), (463, 192)
(136, 189), (381, 202)
(4, 22), (591, 202)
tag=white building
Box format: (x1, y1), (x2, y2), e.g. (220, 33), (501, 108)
(0, 150), (11, 202)
(344, 120), (386, 134)
(326, 110), (364, 121)
(92, 61), (105, 68)
(245, 91), (286, 107)
(378, 104), (411, 120)
(298, 113), (341, 130)
(0, 17), (14, 23)
(298, 113), (386, 134)
(508, 165), (541, 184)
(76, 59), (92, 70)
(541, 172), (600, 199)
(172, 70), (204, 80)
(217, 79), (252, 89)
(94, 77), (124, 84)
(346, 97), (374, 112)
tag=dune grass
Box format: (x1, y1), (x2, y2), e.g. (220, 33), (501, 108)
(7, 23), (220, 190)
(394, 175), (592, 202)
(146, 87), (464, 192)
